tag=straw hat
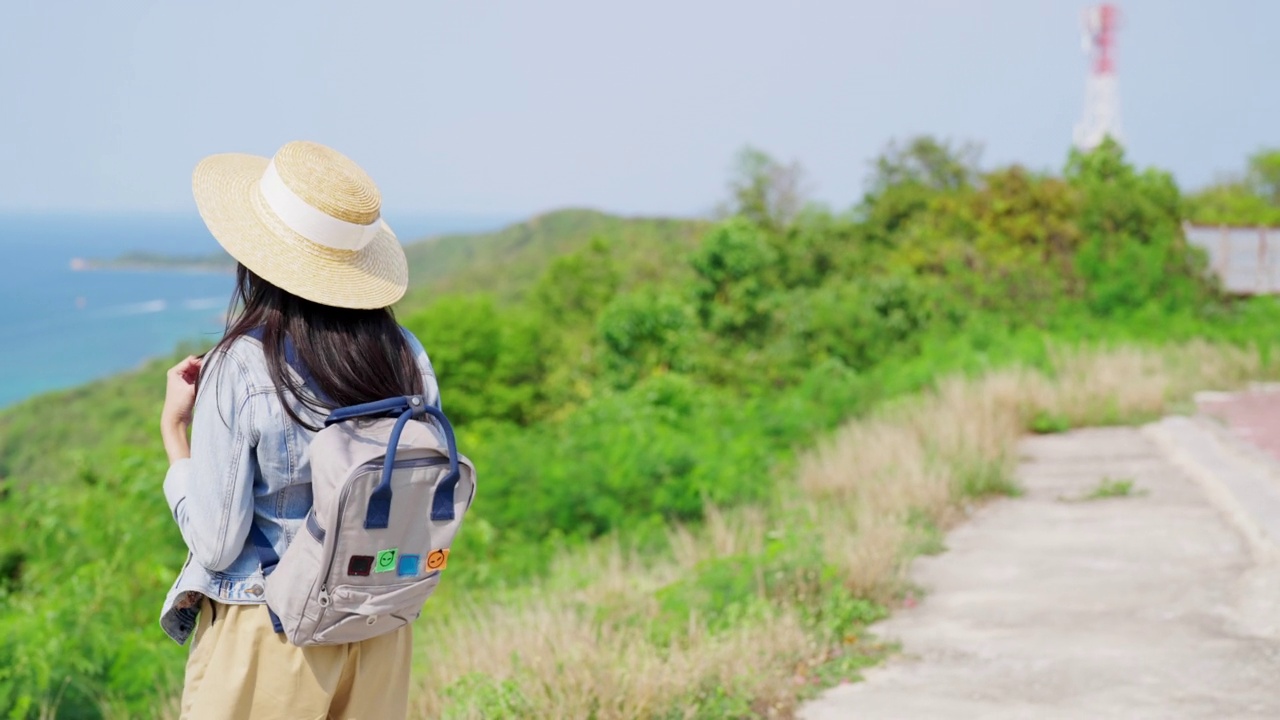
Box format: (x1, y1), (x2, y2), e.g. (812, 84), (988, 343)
(192, 141), (407, 309)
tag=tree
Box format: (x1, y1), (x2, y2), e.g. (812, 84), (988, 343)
(1066, 138), (1212, 315)
(1185, 148), (1280, 226)
(689, 219), (778, 338)
(401, 296), (553, 425)
(867, 136), (982, 196)
(531, 237), (620, 325)
(723, 146), (808, 230)
(858, 136), (983, 246)
(1247, 149), (1280, 205)
(597, 291), (693, 388)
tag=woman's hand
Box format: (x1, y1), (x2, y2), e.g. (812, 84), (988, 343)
(161, 355), (202, 463)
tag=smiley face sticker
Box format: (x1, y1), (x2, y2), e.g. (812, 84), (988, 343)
(426, 549), (449, 571)
(374, 548), (398, 573)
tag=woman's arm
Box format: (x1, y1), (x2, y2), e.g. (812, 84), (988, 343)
(161, 351), (258, 572)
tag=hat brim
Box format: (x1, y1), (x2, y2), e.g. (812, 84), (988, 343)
(192, 153), (408, 310)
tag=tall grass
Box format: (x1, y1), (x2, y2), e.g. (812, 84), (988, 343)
(132, 342), (1266, 719)
(403, 343), (1268, 718)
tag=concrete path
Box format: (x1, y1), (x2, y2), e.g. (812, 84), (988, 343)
(801, 404), (1280, 720)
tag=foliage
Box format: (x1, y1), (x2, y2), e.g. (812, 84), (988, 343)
(597, 291), (695, 388)
(781, 276), (935, 373)
(1185, 148), (1280, 226)
(441, 673), (534, 719)
(451, 373), (806, 568)
(4, 138), (1280, 716)
(868, 136), (981, 195)
(1067, 139), (1212, 316)
(401, 296), (554, 426)
(722, 146), (808, 230)
(0, 449), (183, 718)
(858, 137), (982, 248)
(530, 237), (621, 325)
(0, 353), (182, 488)
(400, 209), (707, 307)
(1247, 150), (1280, 206)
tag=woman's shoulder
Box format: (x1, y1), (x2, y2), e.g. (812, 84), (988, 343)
(220, 332), (269, 365)
(399, 326), (434, 365)
(399, 325), (425, 351)
(202, 333), (271, 390)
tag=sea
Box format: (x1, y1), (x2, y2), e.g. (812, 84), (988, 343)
(0, 212), (507, 409)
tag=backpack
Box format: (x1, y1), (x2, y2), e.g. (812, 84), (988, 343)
(247, 394), (476, 646)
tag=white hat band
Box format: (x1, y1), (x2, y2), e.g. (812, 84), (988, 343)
(258, 160), (382, 252)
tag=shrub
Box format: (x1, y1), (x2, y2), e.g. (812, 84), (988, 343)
(690, 219), (778, 338)
(598, 291), (696, 388)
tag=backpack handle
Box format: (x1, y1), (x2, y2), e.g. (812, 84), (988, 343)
(325, 395), (463, 529)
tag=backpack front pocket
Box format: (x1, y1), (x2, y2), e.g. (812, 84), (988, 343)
(310, 573), (441, 645)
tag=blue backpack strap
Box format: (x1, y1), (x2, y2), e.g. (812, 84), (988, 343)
(247, 522), (285, 634)
(325, 395), (463, 528)
(419, 404), (463, 522)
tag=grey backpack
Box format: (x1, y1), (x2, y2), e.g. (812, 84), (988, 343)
(248, 394), (476, 646)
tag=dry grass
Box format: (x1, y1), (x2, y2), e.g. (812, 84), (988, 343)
(404, 343), (1269, 718)
(141, 343), (1272, 719)
(413, 600), (818, 719)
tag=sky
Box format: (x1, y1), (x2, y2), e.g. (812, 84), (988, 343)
(1, 0), (1276, 220)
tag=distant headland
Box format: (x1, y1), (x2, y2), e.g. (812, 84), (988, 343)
(69, 251), (236, 274)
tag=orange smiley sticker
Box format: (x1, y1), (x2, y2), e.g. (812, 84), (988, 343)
(425, 549), (449, 571)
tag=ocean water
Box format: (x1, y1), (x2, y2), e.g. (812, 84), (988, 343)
(0, 212), (505, 408)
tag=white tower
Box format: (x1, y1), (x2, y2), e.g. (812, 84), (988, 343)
(1074, 4), (1122, 151)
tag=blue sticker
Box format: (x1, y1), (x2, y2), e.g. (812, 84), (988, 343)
(397, 554), (421, 577)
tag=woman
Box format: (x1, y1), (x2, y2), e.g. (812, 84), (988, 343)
(158, 141), (437, 719)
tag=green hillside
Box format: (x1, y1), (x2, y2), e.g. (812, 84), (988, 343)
(0, 359), (172, 490)
(0, 210), (702, 487)
(4, 139), (1280, 717)
(400, 208), (708, 305)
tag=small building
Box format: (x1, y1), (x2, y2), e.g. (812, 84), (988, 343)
(1184, 223), (1280, 295)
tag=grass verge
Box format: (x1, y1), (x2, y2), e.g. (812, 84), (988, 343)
(400, 341), (1270, 719)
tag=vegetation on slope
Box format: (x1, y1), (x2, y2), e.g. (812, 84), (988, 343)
(410, 343), (1269, 718)
(1185, 148), (1280, 226)
(400, 208), (708, 306)
(2, 138), (1280, 717)
(77, 252), (236, 274)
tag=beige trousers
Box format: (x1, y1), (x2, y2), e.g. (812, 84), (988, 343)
(180, 598), (412, 720)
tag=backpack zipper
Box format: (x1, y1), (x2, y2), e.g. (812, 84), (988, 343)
(316, 455), (451, 610)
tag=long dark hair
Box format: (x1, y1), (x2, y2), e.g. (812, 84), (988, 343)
(204, 264), (424, 430)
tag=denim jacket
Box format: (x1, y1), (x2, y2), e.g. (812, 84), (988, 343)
(159, 329), (439, 645)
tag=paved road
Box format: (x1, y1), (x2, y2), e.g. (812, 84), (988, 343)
(801, 410), (1280, 720)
